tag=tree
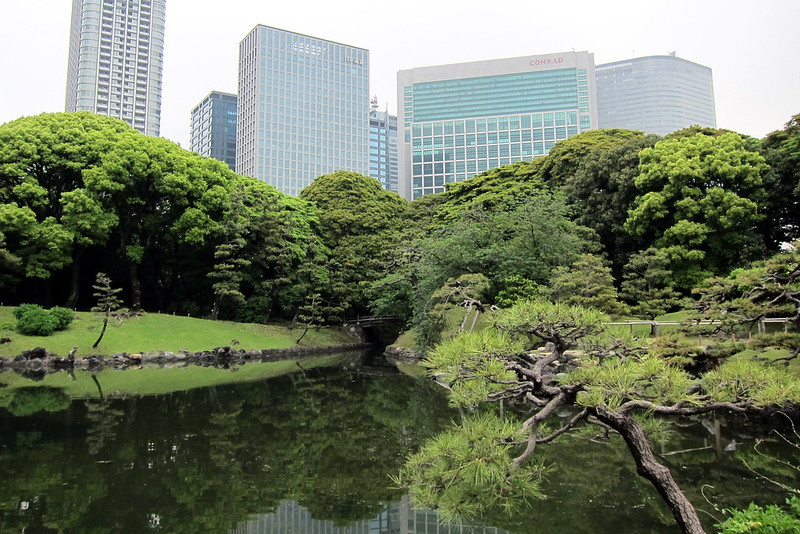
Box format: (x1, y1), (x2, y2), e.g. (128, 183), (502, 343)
(413, 273), (492, 348)
(619, 248), (683, 319)
(544, 253), (627, 315)
(435, 159), (549, 222)
(625, 132), (770, 290)
(300, 171), (409, 320)
(760, 113), (800, 246)
(563, 133), (660, 276)
(0, 112), (127, 305)
(397, 299), (800, 534)
(208, 182), (250, 320)
(91, 272), (127, 348)
(691, 243), (800, 345)
(395, 193), (588, 348)
(434, 129), (643, 223)
(419, 193), (587, 298)
(83, 132), (232, 309)
(538, 128), (645, 187)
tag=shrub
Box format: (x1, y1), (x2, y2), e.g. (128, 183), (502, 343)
(13, 303), (43, 321)
(13, 304), (75, 336)
(49, 306), (75, 330)
(717, 496), (800, 533)
(16, 307), (58, 336)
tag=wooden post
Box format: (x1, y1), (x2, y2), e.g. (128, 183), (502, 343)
(651, 322), (660, 337)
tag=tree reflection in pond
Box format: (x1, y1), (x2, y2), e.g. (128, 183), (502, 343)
(0, 364), (458, 532)
(0, 362), (797, 533)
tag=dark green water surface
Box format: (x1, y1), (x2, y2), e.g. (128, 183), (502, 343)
(0, 352), (796, 533)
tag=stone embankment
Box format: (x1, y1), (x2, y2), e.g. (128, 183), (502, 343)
(383, 345), (426, 365)
(0, 343), (371, 376)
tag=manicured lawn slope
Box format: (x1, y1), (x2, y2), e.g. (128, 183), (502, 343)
(0, 307), (357, 358)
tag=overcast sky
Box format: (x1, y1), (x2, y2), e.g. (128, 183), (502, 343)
(1, 0), (797, 148)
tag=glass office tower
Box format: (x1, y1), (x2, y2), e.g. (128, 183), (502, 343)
(595, 54), (716, 136)
(236, 25), (369, 196)
(368, 98), (398, 192)
(397, 52), (597, 200)
(190, 91), (238, 171)
(65, 0), (166, 136)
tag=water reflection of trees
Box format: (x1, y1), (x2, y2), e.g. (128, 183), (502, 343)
(0, 366), (456, 532)
(7, 386), (71, 416)
(1, 368), (795, 533)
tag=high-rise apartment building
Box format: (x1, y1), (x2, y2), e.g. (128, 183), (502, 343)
(65, 0), (166, 136)
(236, 25), (369, 196)
(595, 54), (716, 136)
(397, 52), (597, 200)
(369, 98), (398, 192)
(190, 91), (237, 171)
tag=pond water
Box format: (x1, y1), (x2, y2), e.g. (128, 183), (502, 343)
(0, 351), (797, 533)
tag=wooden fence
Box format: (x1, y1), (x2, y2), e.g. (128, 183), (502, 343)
(607, 318), (792, 336)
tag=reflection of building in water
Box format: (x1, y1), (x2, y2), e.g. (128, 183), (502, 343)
(230, 496), (510, 534)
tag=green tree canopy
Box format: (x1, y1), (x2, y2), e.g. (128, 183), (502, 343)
(0, 112), (130, 301)
(538, 128), (644, 187)
(563, 133), (660, 276)
(625, 131), (770, 290)
(761, 113), (800, 246)
(544, 253), (627, 315)
(435, 159), (548, 221)
(300, 171), (410, 319)
(0, 112), (324, 318)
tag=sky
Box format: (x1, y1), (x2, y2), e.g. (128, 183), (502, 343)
(0, 0), (798, 148)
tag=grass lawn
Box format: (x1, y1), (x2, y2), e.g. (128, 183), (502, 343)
(0, 307), (357, 358)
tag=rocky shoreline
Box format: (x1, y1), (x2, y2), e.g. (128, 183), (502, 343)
(0, 343), (372, 377)
(383, 344), (426, 365)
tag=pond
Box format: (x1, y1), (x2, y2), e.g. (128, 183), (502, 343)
(0, 350), (797, 533)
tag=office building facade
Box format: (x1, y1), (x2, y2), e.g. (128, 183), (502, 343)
(190, 91), (237, 171)
(65, 0), (166, 136)
(236, 25), (369, 196)
(397, 51), (597, 200)
(369, 98), (398, 192)
(595, 54), (716, 136)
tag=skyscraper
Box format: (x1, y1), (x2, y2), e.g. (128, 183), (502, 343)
(369, 97), (398, 192)
(595, 54), (716, 136)
(236, 25), (369, 196)
(397, 52), (597, 200)
(190, 91), (238, 171)
(65, 0), (166, 136)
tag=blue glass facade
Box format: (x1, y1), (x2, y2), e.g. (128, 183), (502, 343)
(398, 52), (597, 200)
(369, 104), (398, 192)
(595, 55), (716, 136)
(236, 25), (369, 196)
(190, 91), (237, 171)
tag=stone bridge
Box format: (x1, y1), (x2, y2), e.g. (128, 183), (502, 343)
(343, 316), (405, 344)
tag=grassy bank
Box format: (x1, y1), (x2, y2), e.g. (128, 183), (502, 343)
(0, 307), (357, 358)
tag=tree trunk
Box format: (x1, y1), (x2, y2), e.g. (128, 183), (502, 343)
(92, 315), (109, 349)
(296, 322), (311, 344)
(595, 407), (706, 534)
(129, 261), (142, 309)
(65, 248), (84, 309)
(211, 296), (220, 321)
